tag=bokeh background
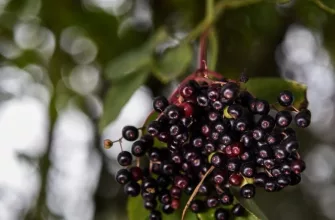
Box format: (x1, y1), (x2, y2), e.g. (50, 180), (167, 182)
(0, 0), (335, 220)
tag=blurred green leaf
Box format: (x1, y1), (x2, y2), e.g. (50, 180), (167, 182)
(153, 44), (193, 83)
(243, 77), (308, 109)
(105, 48), (153, 80)
(99, 69), (150, 131)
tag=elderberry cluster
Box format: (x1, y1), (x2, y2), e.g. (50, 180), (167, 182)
(108, 78), (310, 220)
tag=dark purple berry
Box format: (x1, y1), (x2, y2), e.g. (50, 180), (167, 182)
(174, 175), (189, 190)
(232, 203), (246, 216)
(240, 162), (256, 178)
(153, 96), (169, 112)
(254, 172), (268, 187)
(162, 204), (174, 214)
(164, 105), (183, 120)
(131, 141), (147, 157)
(219, 189), (234, 205)
(227, 104), (244, 118)
(215, 208), (230, 220)
(170, 186), (182, 199)
(147, 121), (161, 136)
(117, 151), (132, 166)
(221, 82), (239, 102)
(116, 169), (131, 185)
(206, 196), (219, 208)
(290, 159), (306, 174)
(124, 181), (140, 197)
(144, 200), (157, 210)
(295, 109), (311, 128)
(275, 111), (292, 128)
(211, 153), (226, 168)
(258, 115), (275, 131)
(149, 210), (162, 220)
(122, 125), (139, 141)
(240, 184), (255, 199)
(255, 99), (270, 115)
(197, 95), (209, 107)
(190, 200), (206, 213)
(264, 178), (277, 192)
(278, 90), (294, 107)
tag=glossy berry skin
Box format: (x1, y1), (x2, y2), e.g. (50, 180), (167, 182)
(240, 184), (256, 199)
(149, 210), (162, 220)
(215, 208), (230, 220)
(290, 159), (306, 174)
(116, 169), (131, 185)
(190, 200), (206, 213)
(255, 99), (270, 115)
(264, 178), (277, 192)
(281, 137), (299, 153)
(122, 126), (139, 141)
(227, 158), (241, 172)
(258, 115), (275, 131)
(131, 141), (147, 157)
(162, 204), (174, 214)
(229, 173), (243, 186)
(144, 200), (157, 210)
(221, 82), (239, 103)
(254, 172), (268, 187)
(170, 186), (182, 199)
(240, 162), (256, 178)
(158, 189), (172, 205)
(153, 96), (169, 112)
(227, 104), (244, 118)
(275, 111), (292, 128)
(206, 196), (219, 208)
(232, 203), (246, 216)
(117, 151), (132, 166)
(147, 121), (161, 136)
(179, 102), (194, 117)
(141, 134), (154, 148)
(278, 90), (294, 107)
(164, 105), (183, 120)
(179, 81), (197, 98)
(124, 181), (141, 197)
(174, 175), (189, 190)
(295, 109), (311, 128)
(212, 169), (226, 185)
(210, 153), (226, 168)
(220, 189), (234, 205)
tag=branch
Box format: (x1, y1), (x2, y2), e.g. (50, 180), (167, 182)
(313, 0), (335, 14)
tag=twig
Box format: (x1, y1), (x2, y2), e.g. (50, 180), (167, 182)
(181, 166), (215, 220)
(313, 0), (335, 14)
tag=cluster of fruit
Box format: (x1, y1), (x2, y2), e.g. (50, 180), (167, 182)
(105, 75), (310, 220)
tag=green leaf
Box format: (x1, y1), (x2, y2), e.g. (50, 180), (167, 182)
(243, 77), (308, 109)
(99, 69), (149, 131)
(104, 28), (170, 81)
(105, 48), (152, 81)
(153, 44), (193, 83)
(127, 194), (198, 220)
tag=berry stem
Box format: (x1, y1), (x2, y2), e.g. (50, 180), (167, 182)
(198, 28), (209, 71)
(181, 166), (215, 220)
(136, 157), (140, 167)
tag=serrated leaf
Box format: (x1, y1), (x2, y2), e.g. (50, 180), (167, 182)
(105, 48), (152, 80)
(243, 77), (308, 109)
(153, 44), (193, 83)
(99, 69), (149, 131)
(127, 194), (198, 220)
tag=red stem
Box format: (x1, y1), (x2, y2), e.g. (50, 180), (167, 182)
(199, 28), (210, 71)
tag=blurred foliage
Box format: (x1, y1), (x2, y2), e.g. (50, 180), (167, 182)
(0, 0), (334, 219)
